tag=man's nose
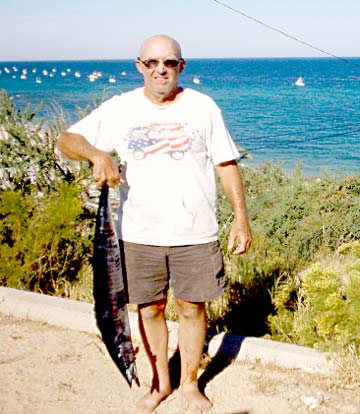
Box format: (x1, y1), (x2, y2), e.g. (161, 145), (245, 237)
(155, 61), (167, 73)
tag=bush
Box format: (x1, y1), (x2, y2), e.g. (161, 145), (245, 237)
(0, 183), (95, 296)
(0, 89), (84, 192)
(214, 163), (360, 343)
(269, 242), (360, 352)
(0, 89), (97, 296)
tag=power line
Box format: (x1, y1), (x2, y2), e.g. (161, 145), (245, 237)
(245, 127), (360, 153)
(245, 120), (360, 141)
(312, 126), (360, 141)
(212, 0), (360, 69)
(244, 127), (360, 150)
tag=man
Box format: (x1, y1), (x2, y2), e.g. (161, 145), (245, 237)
(57, 34), (251, 414)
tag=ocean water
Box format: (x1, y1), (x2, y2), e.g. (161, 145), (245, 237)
(1, 58), (360, 176)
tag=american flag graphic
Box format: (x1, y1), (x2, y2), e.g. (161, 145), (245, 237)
(127, 123), (191, 159)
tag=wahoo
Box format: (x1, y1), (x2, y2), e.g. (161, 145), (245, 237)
(92, 184), (140, 387)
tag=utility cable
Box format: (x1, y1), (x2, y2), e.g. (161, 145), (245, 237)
(299, 126), (360, 141)
(212, 0), (360, 69)
(244, 127), (360, 150)
(245, 120), (360, 141)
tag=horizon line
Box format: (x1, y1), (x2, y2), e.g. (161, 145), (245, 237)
(1, 55), (360, 64)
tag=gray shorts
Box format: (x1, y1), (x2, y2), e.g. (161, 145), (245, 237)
(120, 241), (226, 305)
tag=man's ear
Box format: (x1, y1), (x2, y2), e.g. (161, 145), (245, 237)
(135, 59), (144, 74)
(179, 59), (186, 73)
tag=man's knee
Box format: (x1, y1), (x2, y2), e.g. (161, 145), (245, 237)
(138, 300), (166, 320)
(175, 299), (205, 320)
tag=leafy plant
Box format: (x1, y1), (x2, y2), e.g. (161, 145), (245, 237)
(214, 163), (360, 343)
(0, 89), (86, 193)
(0, 183), (95, 296)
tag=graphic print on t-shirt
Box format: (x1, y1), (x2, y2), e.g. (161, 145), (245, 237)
(126, 122), (192, 160)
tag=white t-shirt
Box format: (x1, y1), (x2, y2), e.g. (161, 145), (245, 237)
(68, 87), (239, 245)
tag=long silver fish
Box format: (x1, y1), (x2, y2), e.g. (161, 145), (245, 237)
(93, 184), (140, 387)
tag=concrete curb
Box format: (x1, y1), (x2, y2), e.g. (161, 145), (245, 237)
(0, 286), (333, 374)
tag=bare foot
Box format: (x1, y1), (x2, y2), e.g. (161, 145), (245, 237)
(137, 386), (172, 414)
(181, 382), (213, 414)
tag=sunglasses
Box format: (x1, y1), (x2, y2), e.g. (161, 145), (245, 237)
(137, 58), (184, 69)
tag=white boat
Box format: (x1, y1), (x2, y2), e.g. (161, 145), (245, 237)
(295, 76), (305, 87)
(192, 75), (200, 84)
(121, 71), (127, 76)
(74, 71), (81, 78)
(109, 75), (116, 83)
(88, 71), (102, 82)
(35, 77), (42, 84)
(88, 73), (97, 82)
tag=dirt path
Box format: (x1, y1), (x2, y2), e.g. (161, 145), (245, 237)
(0, 313), (359, 414)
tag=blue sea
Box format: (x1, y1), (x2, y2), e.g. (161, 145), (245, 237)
(1, 58), (360, 176)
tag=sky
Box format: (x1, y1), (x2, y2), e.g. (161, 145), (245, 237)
(0, 0), (359, 61)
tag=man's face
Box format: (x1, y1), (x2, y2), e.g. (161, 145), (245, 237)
(136, 37), (185, 103)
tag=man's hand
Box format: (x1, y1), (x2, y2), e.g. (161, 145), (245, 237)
(56, 132), (121, 188)
(227, 219), (252, 255)
(216, 160), (252, 255)
(91, 151), (121, 188)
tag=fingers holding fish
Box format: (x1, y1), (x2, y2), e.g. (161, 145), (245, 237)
(91, 150), (121, 188)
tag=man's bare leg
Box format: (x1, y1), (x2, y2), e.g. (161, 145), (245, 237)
(175, 299), (213, 414)
(137, 299), (172, 414)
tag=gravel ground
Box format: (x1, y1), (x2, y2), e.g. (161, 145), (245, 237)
(1, 313), (360, 414)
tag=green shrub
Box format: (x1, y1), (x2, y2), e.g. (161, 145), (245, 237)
(214, 163), (360, 341)
(0, 183), (95, 296)
(0, 89), (85, 193)
(269, 242), (360, 354)
(0, 89), (97, 297)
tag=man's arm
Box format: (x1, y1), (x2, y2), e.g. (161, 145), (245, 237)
(56, 132), (120, 187)
(216, 160), (252, 255)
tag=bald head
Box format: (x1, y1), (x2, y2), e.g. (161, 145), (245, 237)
(139, 34), (182, 60)
(136, 34), (186, 105)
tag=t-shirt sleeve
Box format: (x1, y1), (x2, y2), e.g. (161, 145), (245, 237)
(207, 101), (240, 165)
(67, 101), (114, 152)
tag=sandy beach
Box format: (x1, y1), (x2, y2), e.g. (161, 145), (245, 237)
(1, 312), (360, 414)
